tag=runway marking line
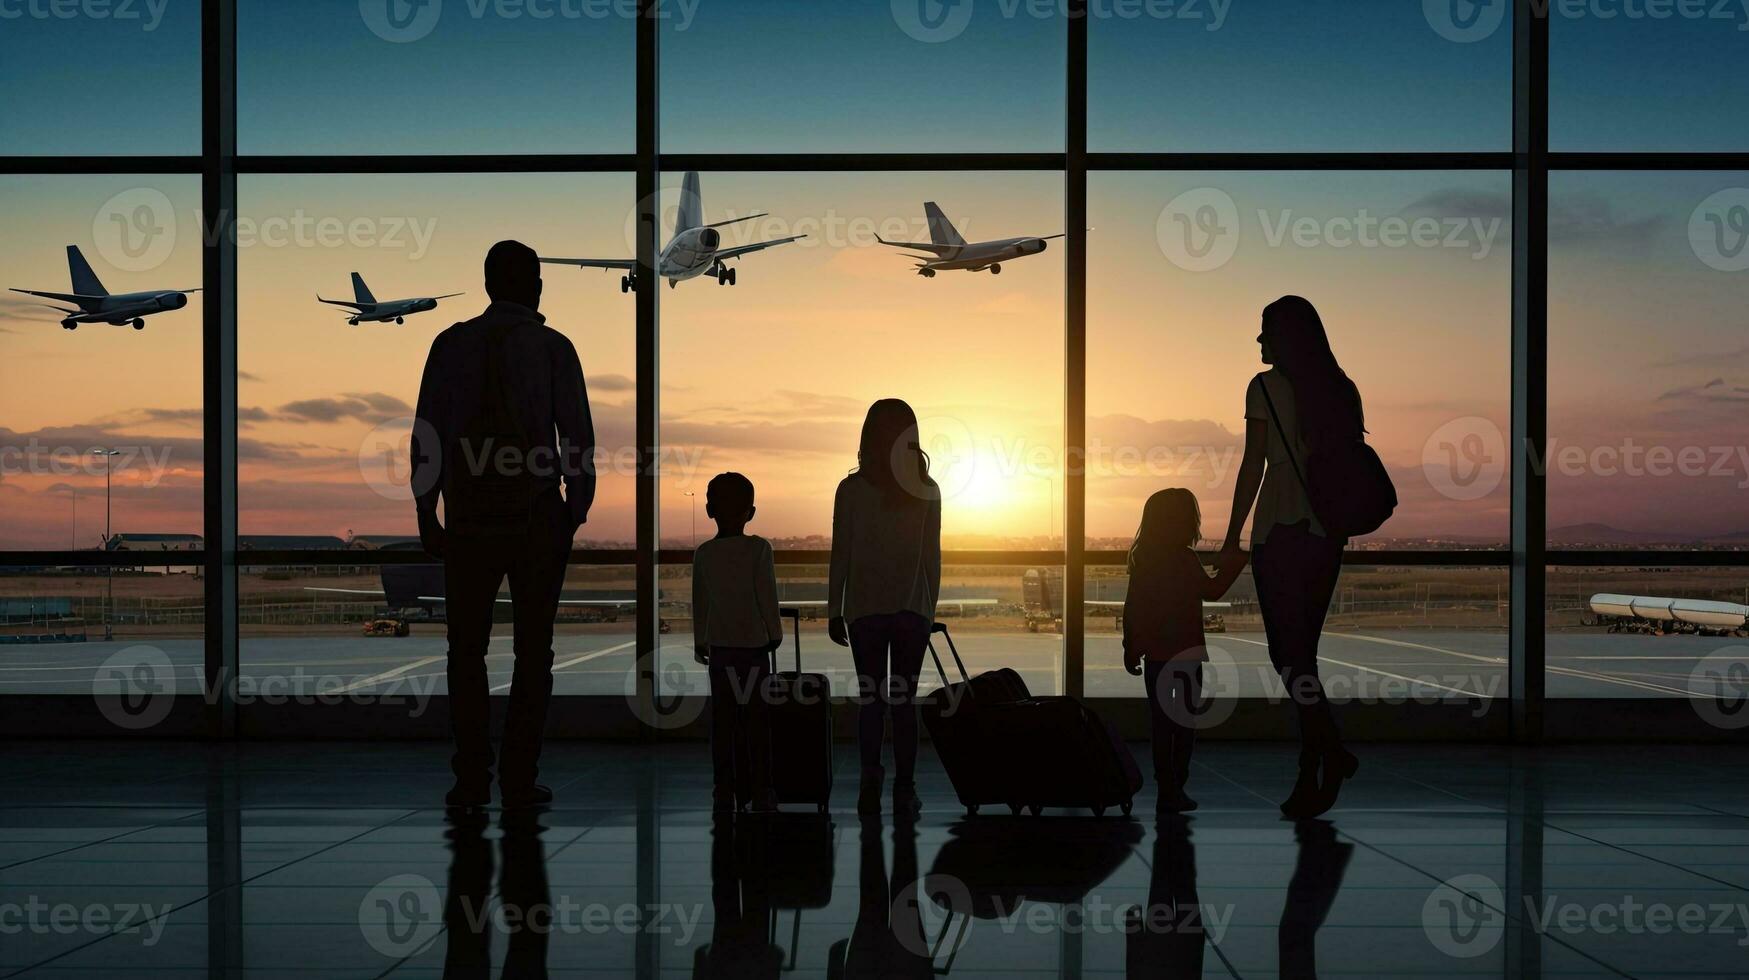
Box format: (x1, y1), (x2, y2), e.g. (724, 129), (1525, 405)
(340, 655), (446, 694)
(490, 640), (637, 693)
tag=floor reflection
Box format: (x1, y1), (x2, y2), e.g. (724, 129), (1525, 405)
(442, 809), (552, 979)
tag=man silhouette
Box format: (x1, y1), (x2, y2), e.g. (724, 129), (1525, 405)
(412, 240), (595, 809)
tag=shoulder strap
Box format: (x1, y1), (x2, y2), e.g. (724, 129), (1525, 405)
(1257, 375), (1311, 495)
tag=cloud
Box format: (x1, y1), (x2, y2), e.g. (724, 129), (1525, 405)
(238, 370), (265, 383)
(277, 392), (410, 424)
(1401, 189), (1510, 222)
(1657, 377), (1749, 403)
(1547, 193), (1665, 248)
(590, 373), (635, 393)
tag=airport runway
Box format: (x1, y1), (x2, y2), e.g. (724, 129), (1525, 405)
(4, 626), (1741, 702)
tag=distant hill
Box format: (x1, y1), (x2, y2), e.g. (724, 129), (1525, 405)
(1547, 523), (1671, 546)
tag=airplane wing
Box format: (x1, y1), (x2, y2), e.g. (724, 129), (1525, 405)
(714, 234), (806, 262)
(874, 237), (953, 255)
(776, 599), (998, 608)
(317, 296), (370, 311)
(430, 292), (465, 300)
(539, 257), (638, 271)
(9, 288), (104, 304)
(1084, 600), (1231, 609)
(704, 213), (768, 229)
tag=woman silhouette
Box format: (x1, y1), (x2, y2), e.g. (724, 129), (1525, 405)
(1220, 296), (1362, 818)
(828, 399), (942, 817)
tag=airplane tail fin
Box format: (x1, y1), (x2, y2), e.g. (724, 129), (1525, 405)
(924, 203), (966, 247)
(67, 246), (108, 297)
(676, 171), (703, 232)
(351, 273), (376, 306)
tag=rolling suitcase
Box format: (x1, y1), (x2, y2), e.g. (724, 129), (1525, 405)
(921, 623), (1029, 817)
(765, 608), (833, 812)
(992, 696), (1142, 817)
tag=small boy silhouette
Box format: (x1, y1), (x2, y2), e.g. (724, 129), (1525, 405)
(692, 472), (784, 813)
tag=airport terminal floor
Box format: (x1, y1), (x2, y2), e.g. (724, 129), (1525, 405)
(4, 741), (1748, 979)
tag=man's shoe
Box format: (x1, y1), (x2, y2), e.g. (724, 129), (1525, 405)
(500, 784), (554, 810)
(1158, 789), (1199, 814)
(857, 766), (885, 816)
(892, 780), (922, 817)
(445, 781), (490, 809)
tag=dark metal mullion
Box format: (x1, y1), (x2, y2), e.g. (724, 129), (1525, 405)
(1549, 152), (1749, 170)
(633, 0), (661, 751)
(1063, 0), (1088, 701)
(1510, 0), (1550, 744)
(0, 157), (201, 175)
(202, 0), (240, 740)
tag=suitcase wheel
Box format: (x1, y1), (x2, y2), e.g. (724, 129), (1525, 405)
(1028, 804), (1043, 817)
(1121, 800), (1133, 817)
(966, 804), (980, 817)
(817, 803), (828, 814)
(1092, 805), (1107, 818)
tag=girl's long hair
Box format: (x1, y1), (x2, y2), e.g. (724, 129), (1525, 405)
(855, 398), (934, 508)
(1261, 296), (1364, 450)
(1127, 488), (1201, 574)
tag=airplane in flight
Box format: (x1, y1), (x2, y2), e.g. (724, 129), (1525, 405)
(318, 274), (461, 325)
(9, 245), (200, 331)
(540, 171), (805, 293)
(877, 203), (1064, 277)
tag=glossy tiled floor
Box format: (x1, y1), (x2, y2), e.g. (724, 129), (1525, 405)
(3, 741), (1747, 978)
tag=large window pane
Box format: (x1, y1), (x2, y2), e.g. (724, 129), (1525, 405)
(1549, 171), (1749, 545)
(1, 175), (204, 550)
(239, 0), (633, 154)
(1552, 7), (1749, 150)
(658, 172), (1064, 551)
(1091, 0), (1510, 151)
(236, 173), (635, 547)
(0, 563), (203, 695)
(662, 5), (1063, 152)
(1088, 171), (1513, 550)
(0, 3), (199, 155)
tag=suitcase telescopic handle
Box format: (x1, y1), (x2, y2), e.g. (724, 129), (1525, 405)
(779, 607), (803, 674)
(927, 621), (969, 687)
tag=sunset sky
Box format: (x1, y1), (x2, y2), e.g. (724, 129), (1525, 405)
(2, 1), (1744, 550)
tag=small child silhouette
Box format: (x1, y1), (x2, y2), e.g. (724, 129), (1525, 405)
(1123, 489), (1247, 814)
(691, 472), (783, 813)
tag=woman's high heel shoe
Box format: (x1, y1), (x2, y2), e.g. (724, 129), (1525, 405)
(1280, 759), (1321, 818)
(1301, 748), (1359, 819)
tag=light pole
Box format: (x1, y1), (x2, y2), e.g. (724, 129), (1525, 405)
(65, 486), (76, 551)
(682, 490), (697, 548)
(92, 449), (119, 641)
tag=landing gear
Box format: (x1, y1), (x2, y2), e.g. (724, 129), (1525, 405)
(620, 274), (636, 294)
(396, 317), (405, 325)
(714, 265), (737, 286)
(920, 269), (936, 279)
(61, 320), (78, 331)
(990, 264), (1002, 275)
(131, 318), (146, 331)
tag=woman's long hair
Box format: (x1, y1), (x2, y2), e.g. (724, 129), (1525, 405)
(855, 398), (934, 508)
(1261, 296), (1364, 450)
(1128, 488), (1201, 574)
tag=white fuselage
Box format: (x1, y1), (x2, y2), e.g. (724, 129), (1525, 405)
(68, 290), (189, 325)
(657, 226), (723, 281)
(923, 236), (1050, 272)
(350, 297), (439, 324)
